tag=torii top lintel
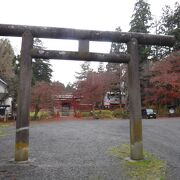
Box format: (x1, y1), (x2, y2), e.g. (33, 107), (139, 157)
(0, 24), (175, 46)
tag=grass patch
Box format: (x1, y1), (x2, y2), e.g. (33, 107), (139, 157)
(109, 144), (167, 180)
(0, 124), (10, 137)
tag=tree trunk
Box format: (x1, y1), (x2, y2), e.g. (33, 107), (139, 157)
(34, 104), (40, 120)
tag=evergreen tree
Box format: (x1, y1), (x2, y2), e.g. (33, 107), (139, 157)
(0, 39), (17, 100)
(32, 58), (52, 84)
(14, 38), (53, 86)
(106, 27), (127, 97)
(65, 82), (76, 92)
(150, 18), (163, 60)
(129, 0), (153, 63)
(106, 27), (126, 74)
(151, 2), (180, 60)
(32, 38), (53, 85)
(0, 39), (15, 81)
(75, 61), (92, 81)
(172, 2), (180, 51)
(159, 2), (180, 51)
(130, 0), (152, 33)
(129, 0), (153, 105)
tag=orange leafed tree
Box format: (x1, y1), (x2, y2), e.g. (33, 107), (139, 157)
(144, 51), (180, 106)
(31, 81), (64, 119)
(75, 71), (116, 107)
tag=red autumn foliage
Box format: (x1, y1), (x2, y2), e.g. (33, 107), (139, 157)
(75, 71), (116, 107)
(31, 81), (64, 118)
(144, 51), (180, 106)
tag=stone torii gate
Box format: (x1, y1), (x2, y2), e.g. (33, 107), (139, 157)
(0, 24), (175, 162)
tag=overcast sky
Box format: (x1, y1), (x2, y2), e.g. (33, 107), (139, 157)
(0, 0), (177, 85)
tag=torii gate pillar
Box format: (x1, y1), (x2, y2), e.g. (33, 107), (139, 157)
(128, 38), (143, 160)
(15, 31), (33, 161)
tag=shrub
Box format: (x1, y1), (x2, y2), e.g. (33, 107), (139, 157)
(176, 106), (180, 116)
(92, 110), (113, 119)
(113, 108), (129, 119)
(155, 106), (168, 117)
(30, 111), (49, 120)
(81, 112), (91, 117)
(74, 111), (82, 118)
(113, 108), (122, 118)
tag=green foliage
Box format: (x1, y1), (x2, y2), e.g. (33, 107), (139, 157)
(30, 111), (49, 120)
(129, 0), (153, 106)
(15, 39), (53, 86)
(0, 39), (15, 81)
(109, 144), (167, 180)
(113, 109), (129, 119)
(32, 59), (52, 85)
(129, 0), (153, 64)
(91, 110), (113, 119)
(157, 106), (168, 117)
(32, 38), (52, 85)
(148, 105), (180, 117)
(80, 109), (129, 119)
(130, 0), (153, 33)
(65, 82), (75, 92)
(0, 39), (17, 100)
(176, 106), (180, 116)
(159, 2), (180, 51)
(81, 111), (91, 117)
(75, 61), (93, 81)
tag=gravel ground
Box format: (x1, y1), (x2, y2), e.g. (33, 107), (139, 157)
(0, 117), (180, 180)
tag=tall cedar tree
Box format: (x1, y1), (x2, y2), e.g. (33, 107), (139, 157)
(75, 61), (92, 81)
(129, 0), (153, 104)
(157, 2), (180, 56)
(129, 0), (153, 63)
(0, 39), (17, 100)
(65, 82), (76, 93)
(0, 39), (15, 81)
(106, 27), (127, 100)
(14, 39), (53, 86)
(32, 38), (53, 85)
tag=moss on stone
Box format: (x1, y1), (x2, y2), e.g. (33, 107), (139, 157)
(15, 142), (29, 161)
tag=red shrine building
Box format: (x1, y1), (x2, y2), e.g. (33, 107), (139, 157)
(54, 93), (93, 117)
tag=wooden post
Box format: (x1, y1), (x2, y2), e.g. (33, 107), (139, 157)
(127, 38), (143, 160)
(78, 40), (89, 52)
(15, 31), (33, 161)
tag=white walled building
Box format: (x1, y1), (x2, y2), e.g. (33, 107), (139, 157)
(0, 78), (12, 117)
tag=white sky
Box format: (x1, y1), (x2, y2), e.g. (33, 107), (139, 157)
(0, 0), (177, 85)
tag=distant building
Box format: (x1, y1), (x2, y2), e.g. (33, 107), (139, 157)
(104, 91), (126, 109)
(0, 78), (13, 119)
(0, 78), (8, 101)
